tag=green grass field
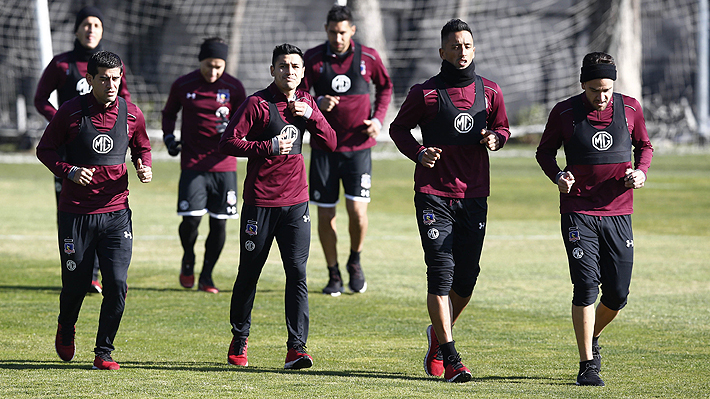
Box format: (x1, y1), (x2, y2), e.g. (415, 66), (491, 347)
(1, 145), (708, 398)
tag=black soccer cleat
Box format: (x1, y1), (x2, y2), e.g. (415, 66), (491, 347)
(576, 362), (604, 386)
(322, 265), (344, 296)
(346, 262), (367, 293)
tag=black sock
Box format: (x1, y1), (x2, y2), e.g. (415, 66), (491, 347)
(347, 250), (361, 265)
(201, 219), (226, 281)
(179, 216), (201, 275)
(592, 336), (599, 347)
(440, 341), (457, 366)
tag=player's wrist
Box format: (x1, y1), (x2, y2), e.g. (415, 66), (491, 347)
(67, 166), (79, 181)
(555, 171), (565, 184)
(271, 137), (280, 155)
(370, 118), (382, 131)
(303, 104), (313, 120)
(417, 148), (427, 163)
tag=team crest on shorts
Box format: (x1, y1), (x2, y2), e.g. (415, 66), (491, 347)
(179, 200), (190, 211)
(422, 210), (435, 226)
(245, 220), (258, 236)
(427, 228), (439, 240)
(66, 260), (77, 271)
(216, 89), (230, 104)
(63, 239), (75, 255)
(572, 248), (584, 259)
(361, 173), (371, 190)
(568, 227), (580, 243)
(227, 190), (237, 206)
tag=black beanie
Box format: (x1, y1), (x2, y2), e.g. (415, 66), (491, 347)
(74, 6), (104, 33)
(198, 40), (229, 61)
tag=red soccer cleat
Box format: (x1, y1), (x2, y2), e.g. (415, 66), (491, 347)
(228, 337), (248, 366)
(284, 344), (313, 370)
(93, 353), (120, 370)
(179, 273), (195, 289)
(89, 280), (102, 294)
(55, 323), (76, 361)
(198, 281), (219, 294)
(424, 325), (444, 377)
(444, 354), (472, 383)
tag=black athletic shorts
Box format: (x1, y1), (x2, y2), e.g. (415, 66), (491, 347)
(561, 212), (634, 309)
(309, 148), (371, 206)
(177, 170), (238, 219)
(415, 192), (487, 297)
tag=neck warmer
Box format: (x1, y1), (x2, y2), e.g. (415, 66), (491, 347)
(72, 39), (103, 62)
(438, 59), (476, 88)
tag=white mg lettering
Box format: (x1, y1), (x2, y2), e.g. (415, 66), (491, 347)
(454, 113), (474, 134)
(280, 125), (299, 141)
(331, 75), (352, 93)
(75, 78), (92, 95)
(93, 134), (114, 154)
(592, 131), (613, 151)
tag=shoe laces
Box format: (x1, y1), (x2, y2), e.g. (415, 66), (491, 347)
(59, 325), (75, 345)
(347, 262), (363, 279)
(592, 343), (602, 355)
(447, 354), (464, 369)
(291, 343), (308, 354)
(96, 352), (114, 362)
(231, 338), (247, 356)
(327, 266), (342, 282)
(580, 362), (600, 376)
(434, 348), (443, 361)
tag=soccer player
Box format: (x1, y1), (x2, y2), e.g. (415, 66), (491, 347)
(162, 37), (246, 293)
(301, 5), (393, 296)
(34, 6), (131, 294)
(36, 51), (152, 370)
(219, 44), (336, 369)
(389, 19), (510, 383)
(536, 52), (653, 386)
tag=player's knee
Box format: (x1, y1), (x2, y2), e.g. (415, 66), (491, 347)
(600, 289), (629, 311)
(181, 216), (201, 231)
(101, 278), (128, 298)
(451, 275), (478, 298)
(284, 264), (308, 282)
(426, 266), (453, 296)
(425, 252), (455, 295)
(209, 217), (227, 229)
(427, 277), (453, 296)
(572, 283), (599, 307)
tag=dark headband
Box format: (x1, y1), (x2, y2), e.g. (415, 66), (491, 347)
(198, 41), (228, 61)
(580, 63), (617, 82)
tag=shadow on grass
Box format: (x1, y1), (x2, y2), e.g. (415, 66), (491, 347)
(473, 375), (570, 386)
(0, 360), (568, 384)
(0, 284), (356, 296)
(0, 285), (61, 292)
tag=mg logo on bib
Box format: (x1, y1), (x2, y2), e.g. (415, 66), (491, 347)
(592, 131), (613, 151)
(331, 75), (352, 93)
(454, 113), (474, 133)
(93, 134), (114, 154)
(75, 78), (92, 95)
(280, 125), (299, 141)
